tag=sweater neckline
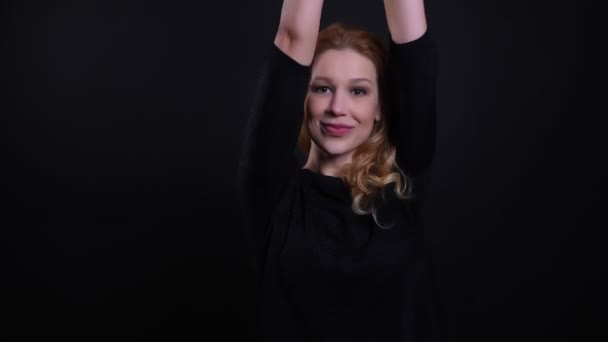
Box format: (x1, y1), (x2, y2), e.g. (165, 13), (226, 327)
(299, 168), (352, 204)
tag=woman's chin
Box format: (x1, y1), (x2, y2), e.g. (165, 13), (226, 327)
(311, 137), (357, 159)
(319, 145), (354, 159)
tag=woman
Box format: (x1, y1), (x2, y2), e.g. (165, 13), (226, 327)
(238, 0), (441, 340)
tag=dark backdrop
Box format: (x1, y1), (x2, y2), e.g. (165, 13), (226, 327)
(1, 0), (604, 340)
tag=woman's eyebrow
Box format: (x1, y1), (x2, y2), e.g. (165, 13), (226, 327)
(311, 76), (373, 84)
(350, 78), (373, 84)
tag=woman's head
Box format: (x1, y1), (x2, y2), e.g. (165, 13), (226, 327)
(298, 22), (412, 229)
(299, 22), (390, 166)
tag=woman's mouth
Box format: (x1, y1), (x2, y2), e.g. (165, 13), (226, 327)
(321, 122), (353, 137)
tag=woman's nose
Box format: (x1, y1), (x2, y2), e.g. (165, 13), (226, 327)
(327, 90), (347, 116)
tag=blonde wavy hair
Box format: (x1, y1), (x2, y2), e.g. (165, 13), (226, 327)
(298, 22), (414, 229)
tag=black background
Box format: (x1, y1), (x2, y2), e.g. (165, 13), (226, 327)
(1, 0), (605, 340)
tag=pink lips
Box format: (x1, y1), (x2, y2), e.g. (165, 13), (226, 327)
(321, 122), (353, 136)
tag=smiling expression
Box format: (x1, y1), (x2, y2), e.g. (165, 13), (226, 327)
(305, 48), (381, 162)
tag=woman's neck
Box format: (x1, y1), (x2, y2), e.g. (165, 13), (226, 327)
(302, 145), (353, 178)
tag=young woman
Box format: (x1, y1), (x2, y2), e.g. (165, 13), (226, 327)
(238, 0), (441, 340)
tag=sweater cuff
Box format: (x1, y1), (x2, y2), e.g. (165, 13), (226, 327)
(388, 29), (435, 59)
(268, 42), (312, 74)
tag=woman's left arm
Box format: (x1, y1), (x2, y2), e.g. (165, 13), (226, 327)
(383, 0), (427, 44)
(383, 0), (437, 177)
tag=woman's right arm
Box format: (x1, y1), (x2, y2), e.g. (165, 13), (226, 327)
(237, 0), (323, 239)
(274, 0), (324, 65)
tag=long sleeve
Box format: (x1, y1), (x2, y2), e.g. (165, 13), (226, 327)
(237, 42), (311, 249)
(388, 30), (444, 341)
(387, 30), (438, 179)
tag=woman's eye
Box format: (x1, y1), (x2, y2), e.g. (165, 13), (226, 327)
(313, 86), (330, 93)
(352, 88), (367, 96)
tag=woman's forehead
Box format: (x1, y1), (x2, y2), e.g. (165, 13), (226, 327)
(311, 49), (377, 83)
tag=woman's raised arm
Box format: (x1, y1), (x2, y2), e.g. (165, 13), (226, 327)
(274, 0), (324, 66)
(383, 0), (436, 177)
(383, 0), (427, 44)
(237, 0), (324, 255)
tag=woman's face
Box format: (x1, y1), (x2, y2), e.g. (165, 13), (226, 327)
(306, 48), (381, 161)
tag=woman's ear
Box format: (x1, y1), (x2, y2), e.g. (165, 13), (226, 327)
(374, 102), (382, 121)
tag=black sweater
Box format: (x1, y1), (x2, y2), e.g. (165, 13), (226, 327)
(238, 30), (441, 342)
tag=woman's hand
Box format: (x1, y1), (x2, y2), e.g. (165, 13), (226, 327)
(274, 0), (324, 66)
(383, 0), (428, 44)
